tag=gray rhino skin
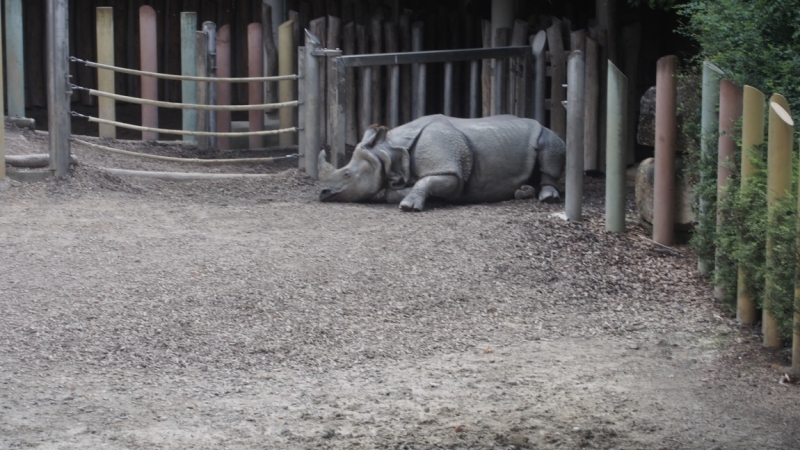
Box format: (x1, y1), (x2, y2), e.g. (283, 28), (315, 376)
(318, 114), (566, 211)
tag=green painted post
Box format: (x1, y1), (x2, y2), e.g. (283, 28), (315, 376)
(4, 0), (25, 118)
(697, 60), (724, 274)
(181, 12), (198, 141)
(605, 61), (627, 232)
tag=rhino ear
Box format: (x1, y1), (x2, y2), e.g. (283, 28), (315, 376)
(374, 146), (411, 189)
(360, 124), (389, 149)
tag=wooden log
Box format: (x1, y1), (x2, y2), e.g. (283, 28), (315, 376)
(327, 15), (341, 146)
(140, 5), (159, 140)
(622, 22), (641, 165)
(399, 10), (412, 124)
(370, 14), (383, 125)
(481, 20), (491, 118)
(546, 18), (566, 138)
(248, 23), (265, 149)
(583, 36), (599, 171)
(279, 20), (297, 146)
(262, 3), (279, 105)
(216, 25), (232, 150)
(309, 17), (327, 143)
(96, 7), (116, 139)
(510, 20), (529, 117)
(5, 0), (25, 118)
(385, 22), (399, 127)
(343, 22), (357, 146)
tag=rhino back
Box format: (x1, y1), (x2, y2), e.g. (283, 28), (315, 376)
(447, 116), (541, 203)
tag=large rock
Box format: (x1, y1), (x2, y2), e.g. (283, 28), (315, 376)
(635, 157), (694, 231)
(637, 80), (700, 151)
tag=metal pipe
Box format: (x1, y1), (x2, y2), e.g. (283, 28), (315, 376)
(47, 0), (71, 177)
(653, 55), (678, 246)
(605, 61), (627, 232)
(469, 60), (479, 118)
(444, 62), (453, 116)
(737, 85), (765, 324)
(565, 50), (585, 222)
(203, 22), (217, 149)
(304, 30), (322, 178)
(764, 97), (793, 348)
(715, 79), (743, 301)
(698, 60), (724, 273)
(531, 30), (546, 124)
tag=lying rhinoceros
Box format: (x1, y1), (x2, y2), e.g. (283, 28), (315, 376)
(318, 114), (566, 211)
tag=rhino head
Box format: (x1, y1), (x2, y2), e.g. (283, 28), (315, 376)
(318, 125), (410, 202)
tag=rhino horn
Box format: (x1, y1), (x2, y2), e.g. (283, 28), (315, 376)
(318, 151), (336, 180)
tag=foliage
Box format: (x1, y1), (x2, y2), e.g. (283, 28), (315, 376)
(678, 0), (800, 340)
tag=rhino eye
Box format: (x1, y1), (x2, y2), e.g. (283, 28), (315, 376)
(343, 170), (351, 179)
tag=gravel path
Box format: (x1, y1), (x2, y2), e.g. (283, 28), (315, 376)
(1, 125), (799, 449)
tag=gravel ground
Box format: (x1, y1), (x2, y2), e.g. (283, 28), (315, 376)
(1, 124), (799, 449)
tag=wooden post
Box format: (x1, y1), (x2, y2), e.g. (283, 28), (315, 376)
(279, 19), (296, 146)
(591, 26), (608, 172)
(203, 22), (217, 149)
(583, 36), (599, 171)
(653, 56), (678, 246)
(248, 23), (265, 149)
(356, 24), (369, 136)
(606, 61), (627, 232)
(546, 18), (566, 139)
(140, 5), (158, 141)
(298, 45), (306, 168)
(469, 60), (480, 118)
(622, 23), (641, 165)
(263, 3), (279, 106)
(412, 21), (424, 120)
(216, 25), (232, 150)
(309, 17), (326, 143)
(181, 12), (198, 142)
(47, 0), (71, 177)
(737, 85), (765, 324)
(492, 27), (509, 115)
(698, 60), (725, 273)
(565, 50), (585, 222)
(715, 79), (743, 301)
(305, 30), (322, 178)
(531, 30), (546, 124)
(196, 31), (209, 151)
(326, 15), (341, 146)
(764, 96), (793, 348)
(370, 14), (383, 125)
(95, 7), (116, 139)
(5, 0), (25, 119)
(481, 20), (491, 118)
(386, 22), (399, 127)
(510, 20), (529, 117)
(343, 22), (357, 146)
(399, 11), (412, 124)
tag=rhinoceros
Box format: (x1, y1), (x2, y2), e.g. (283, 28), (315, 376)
(318, 114), (566, 211)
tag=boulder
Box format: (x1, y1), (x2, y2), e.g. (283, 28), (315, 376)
(637, 79), (700, 151)
(635, 157), (694, 231)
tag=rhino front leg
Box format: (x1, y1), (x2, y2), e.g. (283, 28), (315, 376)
(385, 187), (413, 204)
(400, 175), (460, 212)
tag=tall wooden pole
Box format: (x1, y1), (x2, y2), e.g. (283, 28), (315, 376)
(605, 61), (627, 232)
(715, 79), (743, 301)
(764, 97), (793, 348)
(181, 12), (198, 142)
(95, 7), (116, 139)
(653, 56), (678, 246)
(195, 31), (209, 151)
(47, 0), (71, 177)
(216, 25), (232, 150)
(139, 6), (158, 141)
(565, 50), (585, 222)
(5, 0), (25, 119)
(203, 22), (217, 149)
(546, 19), (566, 139)
(304, 30), (322, 178)
(737, 86), (765, 324)
(278, 20), (296, 146)
(248, 23), (265, 149)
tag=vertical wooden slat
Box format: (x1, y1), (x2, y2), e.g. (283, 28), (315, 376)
(369, 13), (383, 124)
(343, 22), (357, 146)
(480, 20), (491, 118)
(384, 22), (399, 127)
(546, 18), (566, 139)
(399, 10), (411, 124)
(309, 17), (326, 142)
(262, 3), (278, 105)
(326, 15), (341, 146)
(356, 24), (368, 136)
(298, 45), (306, 168)
(510, 20), (529, 117)
(140, 5), (158, 140)
(96, 7), (116, 138)
(279, 19), (296, 146)
(5, 0), (26, 118)
(196, 30), (208, 150)
(492, 27), (508, 115)
(216, 24), (232, 150)
(248, 23), (264, 149)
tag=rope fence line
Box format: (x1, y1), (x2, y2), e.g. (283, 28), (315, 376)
(72, 86), (300, 111)
(71, 112), (300, 137)
(72, 138), (298, 164)
(100, 167), (278, 180)
(70, 57), (300, 83)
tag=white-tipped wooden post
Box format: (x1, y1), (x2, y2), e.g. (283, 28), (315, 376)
(181, 12), (198, 142)
(565, 50), (585, 222)
(605, 61), (627, 232)
(47, 0), (71, 177)
(5, 0), (25, 119)
(139, 5), (158, 141)
(95, 7), (116, 139)
(278, 20), (296, 145)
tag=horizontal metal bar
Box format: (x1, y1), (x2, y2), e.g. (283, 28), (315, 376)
(337, 46), (530, 67)
(73, 58), (298, 82)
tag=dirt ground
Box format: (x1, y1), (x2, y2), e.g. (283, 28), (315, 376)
(1, 124), (799, 449)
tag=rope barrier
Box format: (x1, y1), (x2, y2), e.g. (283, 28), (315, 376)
(71, 112), (299, 137)
(100, 167), (277, 180)
(70, 57), (299, 83)
(73, 138), (298, 164)
(73, 86), (299, 111)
